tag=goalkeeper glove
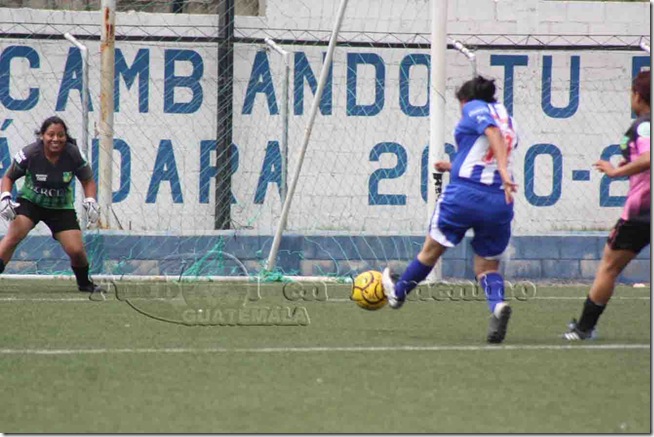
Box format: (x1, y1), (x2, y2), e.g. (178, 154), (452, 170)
(0, 192), (19, 222)
(83, 197), (100, 226)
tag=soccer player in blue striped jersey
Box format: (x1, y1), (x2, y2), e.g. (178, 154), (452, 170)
(382, 76), (518, 343)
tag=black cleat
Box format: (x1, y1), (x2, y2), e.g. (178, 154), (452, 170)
(78, 282), (105, 293)
(487, 303), (512, 344)
(562, 319), (597, 341)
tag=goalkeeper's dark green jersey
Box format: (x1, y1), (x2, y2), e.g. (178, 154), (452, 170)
(5, 140), (93, 209)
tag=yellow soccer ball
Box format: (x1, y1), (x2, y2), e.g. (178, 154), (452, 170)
(351, 270), (387, 310)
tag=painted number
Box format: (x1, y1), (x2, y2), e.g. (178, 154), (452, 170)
(368, 142), (407, 205)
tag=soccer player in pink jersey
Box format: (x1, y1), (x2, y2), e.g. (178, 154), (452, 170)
(563, 71), (650, 340)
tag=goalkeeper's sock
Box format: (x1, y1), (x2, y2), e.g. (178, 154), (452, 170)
(577, 296), (605, 332)
(479, 271), (505, 314)
(395, 258), (433, 300)
(72, 264), (92, 287)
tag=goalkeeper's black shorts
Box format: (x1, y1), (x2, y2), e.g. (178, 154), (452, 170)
(17, 198), (80, 238)
(607, 218), (650, 254)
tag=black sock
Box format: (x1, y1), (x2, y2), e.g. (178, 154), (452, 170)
(0, 259), (5, 274)
(72, 265), (92, 287)
(577, 296), (606, 332)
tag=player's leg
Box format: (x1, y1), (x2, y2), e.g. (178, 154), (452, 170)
(0, 215), (36, 273)
(474, 255), (512, 344)
(55, 229), (101, 292)
(46, 209), (101, 292)
(0, 198), (40, 273)
(474, 256), (505, 313)
(383, 235), (448, 307)
(564, 219), (649, 340)
(471, 198), (513, 343)
(588, 246), (636, 304)
(382, 185), (467, 308)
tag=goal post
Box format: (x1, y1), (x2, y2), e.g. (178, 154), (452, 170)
(98, 0), (116, 230)
(63, 32), (90, 230)
(263, 37), (291, 203)
(265, 0), (350, 272)
(426, 0), (448, 283)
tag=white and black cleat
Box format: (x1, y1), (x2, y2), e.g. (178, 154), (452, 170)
(487, 302), (512, 344)
(382, 267), (404, 309)
(562, 319), (597, 341)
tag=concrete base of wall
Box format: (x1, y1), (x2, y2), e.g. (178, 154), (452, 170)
(4, 233), (650, 283)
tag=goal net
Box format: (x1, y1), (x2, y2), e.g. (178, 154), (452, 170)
(0, 1), (649, 281)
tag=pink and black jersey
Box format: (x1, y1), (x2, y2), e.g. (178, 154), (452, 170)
(619, 114), (650, 223)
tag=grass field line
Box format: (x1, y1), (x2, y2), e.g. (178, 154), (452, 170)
(0, 295), (650, 302)
(325, 296), (651, 302)
(0, 344), (649, 355)
(0, 297), (91, 301)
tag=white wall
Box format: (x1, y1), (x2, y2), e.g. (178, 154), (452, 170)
(0, 1), (649, 234)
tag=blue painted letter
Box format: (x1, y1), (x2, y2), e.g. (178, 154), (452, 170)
(347, 53), (385, 116)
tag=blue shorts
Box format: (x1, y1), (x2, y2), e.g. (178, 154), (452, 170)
(429, 182), (514, 258)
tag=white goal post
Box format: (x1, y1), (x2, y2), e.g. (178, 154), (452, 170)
(265, 0), (350, 271)
(266, 0), (451, 277)
(424, 0), (448, 284)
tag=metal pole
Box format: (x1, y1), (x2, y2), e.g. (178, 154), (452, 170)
(215, 0), (235, 229)
(426, 0), (448, 283)
(639, 40), (650, 54)
(64, 32), (90, 229)
(99, 0), (115, 229)
(264, 38), (290, 203)
(266, 0), (349, 271)
(450, 38), (477, 77)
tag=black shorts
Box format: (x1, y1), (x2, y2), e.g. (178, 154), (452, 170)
(607, 218), (650, 254)
(16, 198), (80, 237)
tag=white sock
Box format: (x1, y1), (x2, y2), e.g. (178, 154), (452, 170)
(493, 301), (508, 318)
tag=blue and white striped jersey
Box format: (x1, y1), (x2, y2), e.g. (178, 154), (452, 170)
(450, 100), (518, 190)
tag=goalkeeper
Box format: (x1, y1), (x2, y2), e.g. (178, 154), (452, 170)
(0, 116), (102, 293)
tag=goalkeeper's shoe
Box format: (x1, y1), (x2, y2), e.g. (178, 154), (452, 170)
(562, 319), (597, 341)
(487, 302), (512, 344)
(78, 282), (105, 293)
(382, 267), (404, 309)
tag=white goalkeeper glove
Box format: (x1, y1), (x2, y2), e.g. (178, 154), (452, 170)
(82, 197), (100, 227)
(0, 192), (19, 222)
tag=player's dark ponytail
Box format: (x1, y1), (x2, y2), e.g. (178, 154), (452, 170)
(473, 76), (497, 103)
(632, 71), (650, 107)
(35, 116), (76, 144)
(455, 75), (497, 103)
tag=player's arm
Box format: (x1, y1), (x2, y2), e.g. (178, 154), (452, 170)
(72, 146), (97, 199)
(1, 156), (27, 196)
(594, 153), (650, 178)
(1, 173), (15, 194)
(79, 176), (100, 226)
(595, 126), (650, 178)
(434, 161), (451, 172)
(79, 176), (97, 199)
(74, 153), (100, 225)
(0, 160), (25, 221)
(485, 126), (518, 203)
